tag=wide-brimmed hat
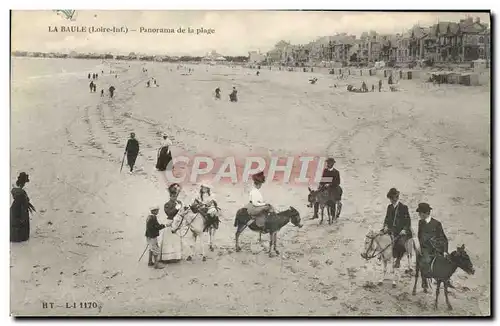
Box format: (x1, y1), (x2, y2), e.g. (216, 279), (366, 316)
(252, 171), (266, 184)
(386, 188), (400, 199)
(199, 182), (211, 190)
(168, 183), (181, 196)
(416, 203), (432, 214)
(18, 172), (30, 183)
(326, 157), (336, 164)
(150, 205), (160, 212)
(162, 132), (168, 138)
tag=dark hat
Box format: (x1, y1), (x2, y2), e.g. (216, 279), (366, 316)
(18, 172), (30, 183)
(386, 187), (400, 199)
(416, 203), (432, 214)
(252, 171), (266, 184)
(168, 183), (181, 196)
(326, 157), (336, 164)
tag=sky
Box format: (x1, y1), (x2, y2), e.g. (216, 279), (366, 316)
(11, 11), (491, 56)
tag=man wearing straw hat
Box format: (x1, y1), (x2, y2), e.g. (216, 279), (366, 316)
(145, 205), (166, 269)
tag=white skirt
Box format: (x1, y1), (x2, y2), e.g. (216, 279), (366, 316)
(159, 226), (182, 262)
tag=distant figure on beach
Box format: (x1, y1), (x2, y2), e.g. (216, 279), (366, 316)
(229, 87), (238, 102)
(95, 73), (99, 79)
(125, 132), (140, 173)
(89, 81), (95, 92)
(153, 78), (157, 86)
(93, 84), (97, 93)
(256, 71), (260, 76)
(88, 73), (91, 79)
(156, 133), (173, 172)
(361, 81), (368, 92)
(109, 85), (116, 98)
(372, 84), (375, 92)
(101, 89), (104, 97)
(146, 80), (151, 88)
(102, 70), (104, 74)
(379, 79), (382, 92)
(388, 75), (393, 85)
(115, 74), (118, 78)
(215, 87), (221, 99)
(11, 172), (36, 243)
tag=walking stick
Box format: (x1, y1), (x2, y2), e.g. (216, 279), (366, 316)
(138, 243), (149, 262)
(120, 152), (126, 173)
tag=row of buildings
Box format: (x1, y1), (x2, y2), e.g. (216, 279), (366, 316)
(259, 16), (490, 66)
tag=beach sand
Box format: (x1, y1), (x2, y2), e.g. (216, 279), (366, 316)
(10, 58), (490, 316)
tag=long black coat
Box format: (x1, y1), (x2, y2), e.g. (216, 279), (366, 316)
(383, 203), (412, 238)
(156, 146), (172, 171)
(126, 138), (139, 155)
(319, 168), (340, 187)
(10, 186), (31, 242)
(418, 218), (448, 254)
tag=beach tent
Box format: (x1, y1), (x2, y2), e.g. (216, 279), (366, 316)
(473, 59), (487, 71)
(459, 73), (480, 86)
(374, 61), (386, 69)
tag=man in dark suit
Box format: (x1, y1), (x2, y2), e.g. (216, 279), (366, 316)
(416, 202), (453, 288)
(312, 158), (342, 219)
(382, 188), (412, 268)
(125, 133), (140, 173)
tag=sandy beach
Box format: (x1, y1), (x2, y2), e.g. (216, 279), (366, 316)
(10, 57), (490, 316)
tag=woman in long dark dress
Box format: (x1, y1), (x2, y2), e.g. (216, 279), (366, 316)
(156, 133), (173, 172)
(10, 172), (35, 242)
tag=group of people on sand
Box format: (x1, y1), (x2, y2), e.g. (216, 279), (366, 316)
(379, 187), (454, 289)
(87, 71), (116, 98)
(214, 87), (238, 102)
(346, 80), (383, 93)
(122, 132), (173, 174)
(88, 73), (99, 80)
(145, 181), (220, 269)
(146, 78), (158, 88)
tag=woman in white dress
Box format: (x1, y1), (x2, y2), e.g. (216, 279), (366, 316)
(159, 183), (184, 263)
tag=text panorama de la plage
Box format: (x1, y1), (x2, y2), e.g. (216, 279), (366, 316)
(48, 25), (216, 35)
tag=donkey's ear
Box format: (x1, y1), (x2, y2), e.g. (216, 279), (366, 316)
(460, 244), (465, 250)
(308, 187), (312, 192)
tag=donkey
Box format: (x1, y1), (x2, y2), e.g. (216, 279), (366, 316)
(307, 187), (334, 224)
(361, 230), (419, 287)
(189, 198), (220, 252)
(234, 206), (302, 257)
(412, 244), (475, 311)
(170, 204), (209, 262)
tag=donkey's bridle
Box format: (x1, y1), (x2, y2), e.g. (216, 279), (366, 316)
(362, 233), (398, 260)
